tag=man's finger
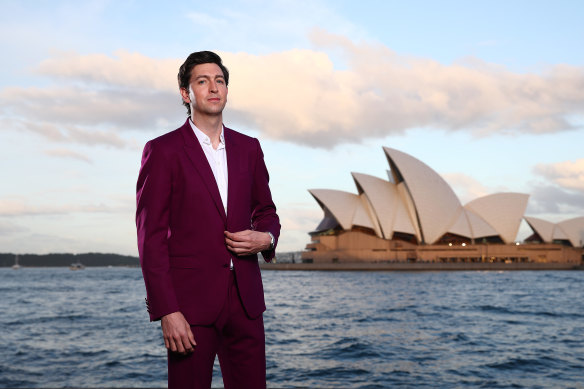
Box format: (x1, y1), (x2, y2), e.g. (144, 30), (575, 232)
(226, 242), (251, 253)
(224, 231), (239, 240)
(225, 238), (250, 249)
(224, 230), (252, 241)
(180, 336), (192, 354)
(227, 247), (250, 256)
(188, 328), (197, 349)
(167, 337), (177, 352)
(175, 335), (186, 354)
(224, 237), (238, 246)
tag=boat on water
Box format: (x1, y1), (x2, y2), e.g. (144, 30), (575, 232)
(69, 262), (85, 270)
(12, 255), (20, 270)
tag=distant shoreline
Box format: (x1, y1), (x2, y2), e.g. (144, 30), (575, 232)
(2, 251), (581, 271)
(0, 252), (139, 267)
(5, 263), (581, 271)
(260, 262), (584, 271)
(0, 265), (141, 268)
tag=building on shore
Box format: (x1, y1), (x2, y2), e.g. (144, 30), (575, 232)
(302, 147), (584, 265)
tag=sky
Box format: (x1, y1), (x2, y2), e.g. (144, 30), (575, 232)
(0, 0), (583, 255)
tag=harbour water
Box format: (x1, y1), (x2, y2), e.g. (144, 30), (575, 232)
(1, 268), (583, 388)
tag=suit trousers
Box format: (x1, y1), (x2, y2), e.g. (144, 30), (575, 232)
(168, 270), (266, 389)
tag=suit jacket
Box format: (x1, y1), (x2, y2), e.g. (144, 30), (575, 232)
(136, 119), (280, 325)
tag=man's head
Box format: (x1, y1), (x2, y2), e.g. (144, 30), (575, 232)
(178, 51), (229, 116)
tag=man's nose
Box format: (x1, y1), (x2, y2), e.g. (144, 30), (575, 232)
(209, 81), (218, 92)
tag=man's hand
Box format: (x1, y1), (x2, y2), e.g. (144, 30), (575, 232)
(224, 230), (271, 256)
(160, 311), (196, 354)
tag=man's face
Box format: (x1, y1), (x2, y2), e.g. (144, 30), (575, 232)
(181, 63), (228, 117)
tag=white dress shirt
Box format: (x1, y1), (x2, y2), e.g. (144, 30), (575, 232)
(189, 119), (232, 269)
(189, 119), (228, 215)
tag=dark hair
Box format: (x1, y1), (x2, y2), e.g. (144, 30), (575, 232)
(178, 51), (229, 115)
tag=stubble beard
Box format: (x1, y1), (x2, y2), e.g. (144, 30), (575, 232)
(198, 103), (225, 117)
(196, 92), (227, 115)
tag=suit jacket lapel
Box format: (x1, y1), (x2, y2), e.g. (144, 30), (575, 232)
(225, 127), (240, 229)
(179, 120), (227, 224)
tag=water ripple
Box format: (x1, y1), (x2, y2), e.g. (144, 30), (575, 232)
(1, 268), (584, 388)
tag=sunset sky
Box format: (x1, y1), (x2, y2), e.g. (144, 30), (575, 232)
(1, 0), (583, 255)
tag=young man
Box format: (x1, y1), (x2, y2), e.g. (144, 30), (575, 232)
(136, 51), (280, 389)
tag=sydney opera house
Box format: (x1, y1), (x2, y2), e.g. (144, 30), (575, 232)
(302, 147), (584, 265)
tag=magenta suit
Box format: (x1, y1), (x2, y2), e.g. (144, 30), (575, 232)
(136, 118), (280, 387)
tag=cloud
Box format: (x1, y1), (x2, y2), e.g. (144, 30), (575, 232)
(44, 148), (92, 163)
(182, 2), (366, 53)
(280, 205), (322, 232)
(441, 173), (491, 205)
(0, 50), (183, 148)
(0, 198), (122, 217)
(526, 184), (584, 215)
(0, 232), (123, 255)
(277, 204), (322, 251)
(0, 85), (180, 133)
(2, 32), (583, 148)
(234, 29), (583, 145)
(36, 50), (180, 92)
(534, 159), (584, 192)
(0, 220), (29, 235)
(1, 117), (131, 149)
(527, 159), (584, 218)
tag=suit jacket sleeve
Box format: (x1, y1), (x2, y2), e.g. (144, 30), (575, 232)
(136, 140), (180, 321)
(250, 138), (281, 262)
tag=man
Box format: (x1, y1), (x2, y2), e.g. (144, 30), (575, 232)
(136, 51), (280, 389)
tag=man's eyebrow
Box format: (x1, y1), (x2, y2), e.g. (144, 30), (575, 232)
(194, 74), (225, 79)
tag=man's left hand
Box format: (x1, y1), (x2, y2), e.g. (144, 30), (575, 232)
(224, 230), (271, 256)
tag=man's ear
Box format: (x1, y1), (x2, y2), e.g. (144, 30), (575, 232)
(179, 87), (190, 103)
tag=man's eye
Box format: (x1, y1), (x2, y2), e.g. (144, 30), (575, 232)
(198, 80), (206, 84)
(217, 79), (224, 84)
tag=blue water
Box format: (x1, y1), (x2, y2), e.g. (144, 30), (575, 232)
(1, 268), (583, 388)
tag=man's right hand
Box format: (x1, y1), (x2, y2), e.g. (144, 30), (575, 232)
(160, 311), (196, 354)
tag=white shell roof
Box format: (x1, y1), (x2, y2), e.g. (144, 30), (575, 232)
(352, 172), (401, 239)
(395, 183), (421, 239)
(465, 193), (529, 243)
(383, 147), (462, 244)
(447, 208), (500, 239)
(447, 208), (473, 238)
(354, 193), (379, 233)
(552, 226), (569, 241)
(309, 147), (580, 247)
(309, 189), (359, 230)
(465, 208), (499, 238)
(557, 217), (584, 247)
(308, 189), (377, 232)
(524, 216), (555, 242)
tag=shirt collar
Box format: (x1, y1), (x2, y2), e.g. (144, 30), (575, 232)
(189, 118), (225, 149)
